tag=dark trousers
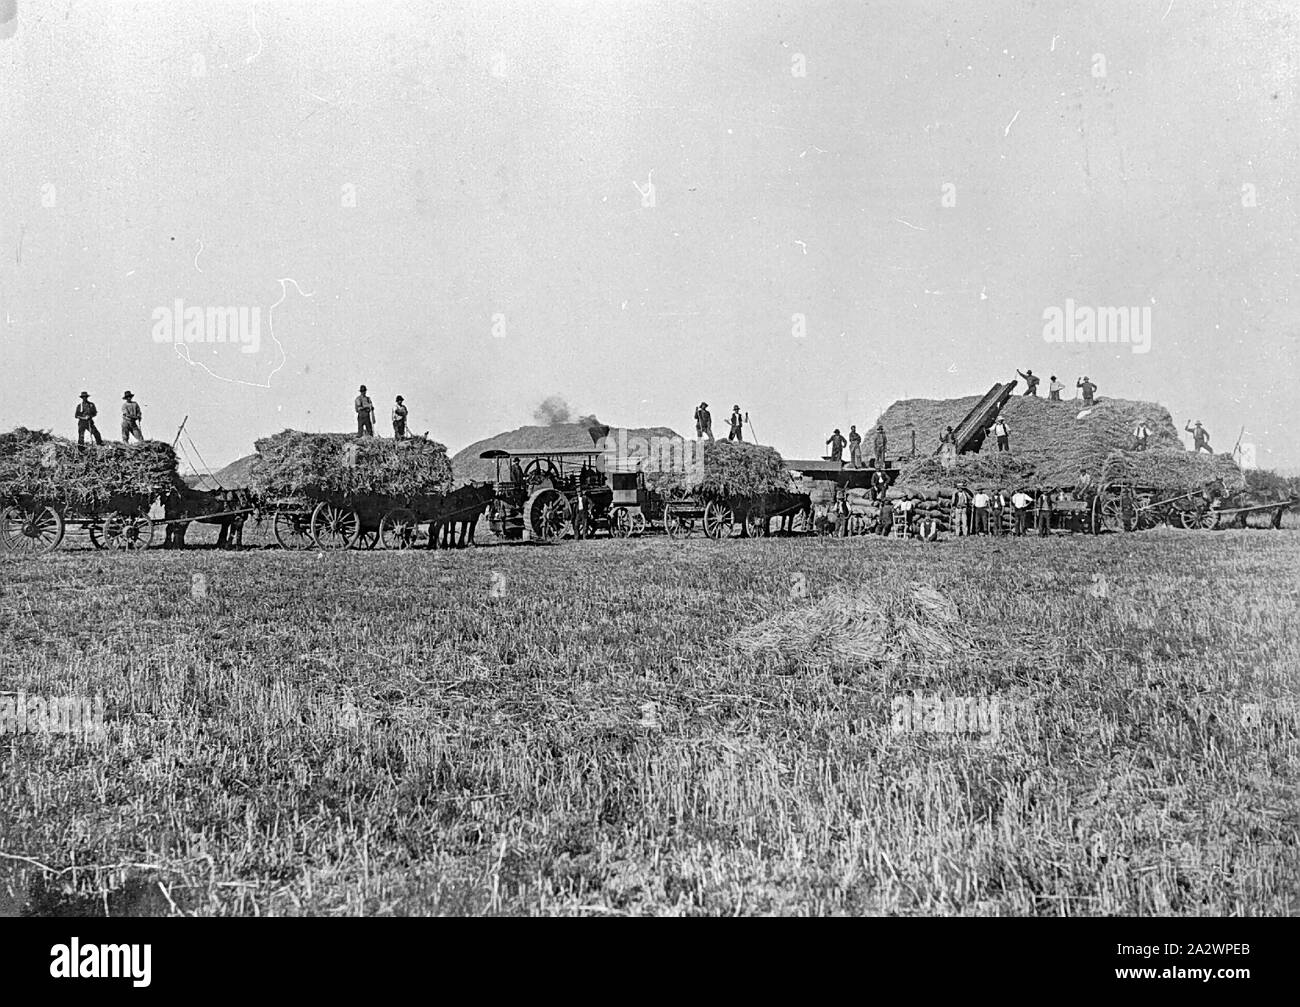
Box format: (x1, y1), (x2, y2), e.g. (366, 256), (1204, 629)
(357, 415), (374, 436)
(997, 435), (1009, 452)
(1049, 391), (1060, 401)
(729, 426), (743, 442)
(973, 507), (988, 534)
(1036, 511), (1051, 536)
(990, 508), (1004, 535)
(1014, 508), (1029, 535)
(392, 421), (406, 439)
(78, 418), (103, 446)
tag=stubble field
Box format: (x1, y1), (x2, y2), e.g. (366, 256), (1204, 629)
(1, 528), (1298, 916)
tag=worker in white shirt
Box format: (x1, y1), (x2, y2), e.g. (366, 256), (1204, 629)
(971, 488), (990, 535)
(1010, 488), (1033, 535)
(1048, 375), (1064, 401)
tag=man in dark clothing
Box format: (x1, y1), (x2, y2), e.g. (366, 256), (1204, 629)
(989, 488), (1007, 536)
(120, 391), (144, 443)
(573, 489), (590, 540)
(939, 425), (956, 447)
(75, 391), (103, 446)
(872, 423), (887, 469)
(355, 385), (375, 436)
(1077, 376), (1097, 406)
(877, 496), (894, 536)
(871, 466), (889, 502)
(1034, 487), (1053, 537)
(848, 425), (863, 467)
(826, 428), (847, 464)
(694, 402), (714, 441)
(1186, 420), (1212, 454)
(1017, 369), (1040, 395)
(728, 405), (744, 442)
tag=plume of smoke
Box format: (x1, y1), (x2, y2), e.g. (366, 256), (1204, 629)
(532, 395), (572, 426)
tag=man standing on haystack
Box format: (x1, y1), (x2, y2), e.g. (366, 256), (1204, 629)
(991, 413), (1010, 452)
(392, 396), (408, 439)
(75, 391), (103, 446)
(728, 405), (745, 442)
(1017, 368), (1040, 396)
(694, 402), (713, 441)
(872, 422), (888, 469)
(120, 391), (144, 443)
(355, 385), (375, 436)
(826, 428), (847, 465)
(1077, 376), (1097, 406)
(1133, 418), (1152, 451)
(848, 425), (863, 467)
(1186, 420), (1212, 454)
(1048, 375), (1064, 401)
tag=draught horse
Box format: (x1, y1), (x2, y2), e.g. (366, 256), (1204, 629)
(426, 482), (495, 549)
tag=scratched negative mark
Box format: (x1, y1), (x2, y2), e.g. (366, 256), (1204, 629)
(174, 278), (313, 388)
(245, 4), (263, 65)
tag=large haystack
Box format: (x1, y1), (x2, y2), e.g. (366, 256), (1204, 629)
(887, 394), (1240, 492)
(649, 439), (790, 499)
(0, 427), (180, 504)
(250, 430), (453, 499)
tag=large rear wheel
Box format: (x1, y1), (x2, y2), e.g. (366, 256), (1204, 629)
(311, 502), (361, 550)
(0, 505), (65, 554)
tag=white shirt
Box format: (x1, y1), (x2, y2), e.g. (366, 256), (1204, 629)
(1011, 492), (1032, 508)
(972, 492), (990, 508)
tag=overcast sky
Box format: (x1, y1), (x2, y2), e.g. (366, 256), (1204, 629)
(2, 0), (1296, 471)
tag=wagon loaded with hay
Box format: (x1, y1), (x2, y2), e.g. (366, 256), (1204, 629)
(0, 428), (182, 552)
(249, 431), (454, 549)
(647, 441), (809, 539)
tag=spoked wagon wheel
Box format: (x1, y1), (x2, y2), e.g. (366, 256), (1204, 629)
(663, 506), (695, 539)
(99, 512), (154, 550)
(524, 489), (570, 541)
(744, 507), (768, 539)
(1098, 487), (1136, 533)
(630, 511), (647, 536)
(609, 507), (633, 539)
(0, 505), (65, 554)
(273, 511), (314, 550)
(311, 502), (361, 550)
(379, 507), (420, 550)
(702, 501), (736, 539)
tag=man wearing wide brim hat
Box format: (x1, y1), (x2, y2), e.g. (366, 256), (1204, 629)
(355, 384), (375, 437)
(391, 395), (408, 440)
(120, 391), (144, 443)
(74, 390), (103, 447)
(693, 401), (713, 441)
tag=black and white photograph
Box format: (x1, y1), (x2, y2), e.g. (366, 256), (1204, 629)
(0, 0), (1296, 958)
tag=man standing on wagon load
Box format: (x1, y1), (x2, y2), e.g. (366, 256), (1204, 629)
(728, 405), (745, 442)
(75, 391), (103, 446)
(392, 395), (408, 439)
(120, 391), (144, 443)
(1048, 375), (1064, 401)
(1017, 368), (1040, 396)
(1077, 376), (1097, 406)
(355, 385), (375, 436)
(694, 402), (713, 441)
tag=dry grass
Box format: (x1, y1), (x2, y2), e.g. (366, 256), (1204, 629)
(0, 428), (180, 504)
(1, 531), (1298, 916)
(250, 430), (453, 499)
(649, 440), (789, 499)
